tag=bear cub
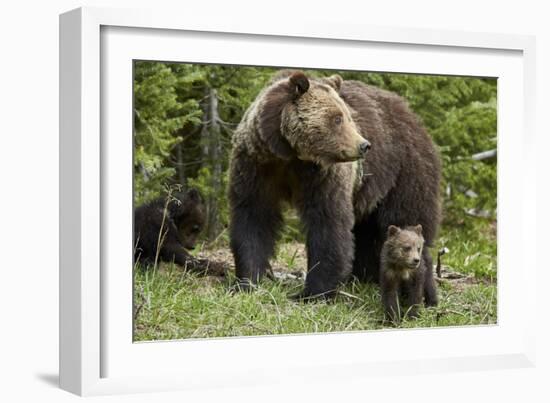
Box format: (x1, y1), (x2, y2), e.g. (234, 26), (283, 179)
(134, 188), (225, 276)
(380, 224), (427, 322)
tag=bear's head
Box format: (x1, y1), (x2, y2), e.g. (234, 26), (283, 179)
(257, 71), (370, 165)
(170, 188), (206, 250)
(385, 225), (424, 269)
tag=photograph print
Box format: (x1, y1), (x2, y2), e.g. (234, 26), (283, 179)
(132, 62), (497, 341)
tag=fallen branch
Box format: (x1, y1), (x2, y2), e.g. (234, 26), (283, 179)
(472, 149), (497, 161)
(133, 285), (147, 322)
(435, 247), (449, 278)
(338, 290), (365, 302)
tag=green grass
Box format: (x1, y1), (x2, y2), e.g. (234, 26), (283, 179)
(133, 218), (497, 341)
(436, 218), (497, 280)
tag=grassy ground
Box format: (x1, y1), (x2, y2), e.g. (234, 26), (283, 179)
(133, 218), (497, 341)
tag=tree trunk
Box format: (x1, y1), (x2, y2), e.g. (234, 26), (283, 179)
(176, 142), (186, 190)
(200, 87), (223, 241)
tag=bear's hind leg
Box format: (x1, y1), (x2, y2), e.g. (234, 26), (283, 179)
(352, 217), (382, 283)
(422, 248), (438, 306)
(230, 203), (283, 291)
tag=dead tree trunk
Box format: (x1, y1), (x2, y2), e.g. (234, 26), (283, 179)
(176, 142), (186, 190)
(200, 88), (223, 241)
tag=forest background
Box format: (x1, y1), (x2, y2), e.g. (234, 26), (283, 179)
(133, 62), (497, 340)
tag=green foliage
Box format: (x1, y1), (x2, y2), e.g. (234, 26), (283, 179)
(133, 64), (498, 340)
(436, 217), (497, 280)
(187, 166), (230, 230)
(134, 62), (497, 240)
(133, 62), (201, 204)
(134, 62), (278, 238)
(433, 99), (497, 219)
(356, 73), (497, 221)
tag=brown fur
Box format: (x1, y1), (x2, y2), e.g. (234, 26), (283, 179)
(134, 189), (226, 276)
(380, 225), (425, 321)
(229, 70), (440, 301)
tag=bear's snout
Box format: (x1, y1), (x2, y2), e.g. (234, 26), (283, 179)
(359, 141), (371, 155)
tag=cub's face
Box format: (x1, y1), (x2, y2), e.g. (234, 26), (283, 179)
(281, 72), (370, 165)
(173, 189), (206, 250)
(178, 208), (204, 250)
(385, 225), (424, 269)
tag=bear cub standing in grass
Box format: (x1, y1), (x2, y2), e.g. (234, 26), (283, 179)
(134, 188), (225, 276)
(380, 225), (426, 322)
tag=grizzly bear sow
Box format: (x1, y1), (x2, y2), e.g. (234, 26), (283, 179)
(228, 70), (441, 303)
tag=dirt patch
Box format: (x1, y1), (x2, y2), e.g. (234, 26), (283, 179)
(197, 247), (235, 270)
(195, 242), (308, 280)
(435, 265), (490, 291)
(193, 243), (492, 292)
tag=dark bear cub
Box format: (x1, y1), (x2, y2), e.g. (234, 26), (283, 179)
(134, 188), (225, 276)
(380, 225), (427, 322)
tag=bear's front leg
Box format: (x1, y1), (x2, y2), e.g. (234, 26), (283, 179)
(298, 183), (355, 299)
(229, 157), (283, 291)
(158, 233), (194, 267)
(405, 271), (425, 319)
(381, 278), (401, 323)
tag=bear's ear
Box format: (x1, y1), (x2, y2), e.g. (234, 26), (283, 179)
(413, 224), (423, 235)
(185, 188), (202, 203)
(289, 72), (310, 99)
(387, 225), (400, 237)
(322, 74), (343, 91)
(257, 80), (298, 160)
(269, 69), (299, 84)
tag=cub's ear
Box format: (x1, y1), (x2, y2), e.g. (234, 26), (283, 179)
(322, 74), (343, 91)
(413, 224), (423, 235)
(185, 188), (202, 203)
(289, 72), (310, 98)
(387, 225), (400, 237)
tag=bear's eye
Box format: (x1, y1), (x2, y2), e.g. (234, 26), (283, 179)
(403, 246), (412, 252)
(191, 225), (200, 233)
(334, 115), (342, 125)
(417, 247), (421, 252)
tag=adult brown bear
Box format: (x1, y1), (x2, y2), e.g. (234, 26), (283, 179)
(228, 70), (441, 304)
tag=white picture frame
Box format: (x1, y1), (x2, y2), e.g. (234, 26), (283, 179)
(59, 6), (537, 396)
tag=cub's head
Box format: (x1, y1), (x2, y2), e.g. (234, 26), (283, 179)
(170, 188), (205, 250)
(257, 70), (370, 165)
(384, 225), (424, 269)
